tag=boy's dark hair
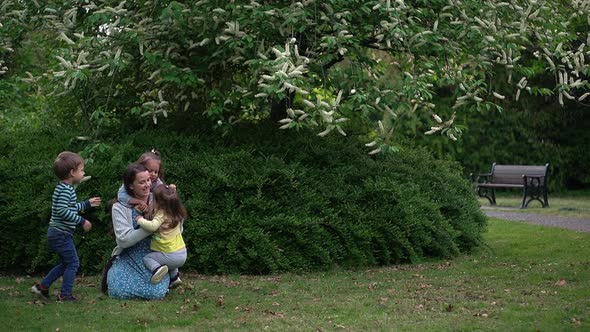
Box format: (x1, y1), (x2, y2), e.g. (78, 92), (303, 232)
(137, 149), (164, 179)
(123, 163), (148, 196)
(152, 184), (187, 229)
(53, 151), (84, 180)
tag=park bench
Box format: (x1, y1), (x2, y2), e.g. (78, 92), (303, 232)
(471, 163), (549, 209)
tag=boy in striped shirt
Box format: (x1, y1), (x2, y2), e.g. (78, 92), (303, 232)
(31, 151), (101, 302)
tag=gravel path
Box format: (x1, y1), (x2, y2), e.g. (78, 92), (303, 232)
(482, 208), (590, 233)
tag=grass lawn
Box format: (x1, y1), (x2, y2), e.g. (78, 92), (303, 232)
(2, 218), (589, 331)
(477, 190), (590, 219)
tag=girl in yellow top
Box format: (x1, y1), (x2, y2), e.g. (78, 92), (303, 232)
(136, 184), (187, 287)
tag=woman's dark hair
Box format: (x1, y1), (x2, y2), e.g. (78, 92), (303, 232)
(123, 163), (149, 197)
(152, 184), (187, 229)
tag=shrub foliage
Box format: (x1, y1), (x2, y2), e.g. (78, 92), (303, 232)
(0, 124), (485, 274)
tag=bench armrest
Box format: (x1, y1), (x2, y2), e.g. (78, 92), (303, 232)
(522, 175), (546, 187)
(470, 173), (492, 184)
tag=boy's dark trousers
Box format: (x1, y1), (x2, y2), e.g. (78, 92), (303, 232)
(40, 228), (80, 296)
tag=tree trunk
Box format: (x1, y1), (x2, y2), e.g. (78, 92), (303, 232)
(269, 92), (295, 122)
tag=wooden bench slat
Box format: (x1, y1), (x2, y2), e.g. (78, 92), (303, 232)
(494, 165), (547, 171)
(477, 183), (524, 188)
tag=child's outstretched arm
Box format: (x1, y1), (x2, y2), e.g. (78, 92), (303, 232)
(74, 200), (91, 213)
(87, 197), (102, 208)
(113, 204), (151, 249)
(117, 184), (146, 209)
(117, 184), (131, 205)
(74, 197), (101, 212)
(136, 212), (165, 233)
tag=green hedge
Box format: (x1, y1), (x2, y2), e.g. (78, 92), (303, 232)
(0, 123), (486, 275)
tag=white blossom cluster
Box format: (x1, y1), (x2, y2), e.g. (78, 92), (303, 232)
(0, 1), (28, 76)
(10, 0), (589, 153)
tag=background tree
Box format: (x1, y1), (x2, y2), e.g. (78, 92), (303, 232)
(19, 0), (588, 151)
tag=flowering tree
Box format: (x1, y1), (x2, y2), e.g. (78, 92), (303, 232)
(5, 0), (590, 152)
(0, 1), (36, 76)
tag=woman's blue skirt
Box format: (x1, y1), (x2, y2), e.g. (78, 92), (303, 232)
(107, 237), (169, 300)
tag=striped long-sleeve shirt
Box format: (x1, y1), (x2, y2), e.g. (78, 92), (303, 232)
(48, 182), (90, 234)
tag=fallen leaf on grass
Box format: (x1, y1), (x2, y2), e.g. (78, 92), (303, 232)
(263, 310), (284, 318)
(136, 319), (149, 328)
(217, 295), (225, 308)
(226, 280), (241, 287)
(175, 287), (187, 295)
(417, 284), (432, 291)
(437, 262), (452, 270)
(235, 306), (253, 312)
(15, 277), (25, 284)
(176, 305), (191, 315)
(263, 276), (281, 283)
(571, 318), (582, 325)
(555, 279), (567, 286)
(27, 300), (45, 306)
(473, 312), (489, 318)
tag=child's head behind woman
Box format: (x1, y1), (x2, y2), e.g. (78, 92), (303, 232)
(137, 150), (163, 184)
(152, 184), (187, 228)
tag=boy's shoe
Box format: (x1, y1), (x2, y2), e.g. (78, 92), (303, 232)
(169, 275), (183, 289)
(57, 294), (78, 303)
(151, 265), (169, 284)
(31, 284), (49, 300)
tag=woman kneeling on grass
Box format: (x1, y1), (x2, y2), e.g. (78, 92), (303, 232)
(101, 163), (170, 299)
